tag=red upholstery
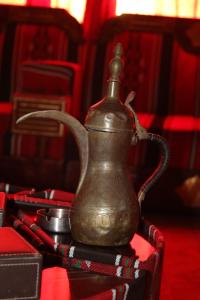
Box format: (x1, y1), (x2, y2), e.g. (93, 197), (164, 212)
(17, 60), (82, 118)
(10, 60), (82, 159)
(10, 26), (82, 160)
(93, 15), (200, 176)
(19, 61), (73, 96)
(0, 6), (84, 189)
(11, 24), (69, 98)
(0, 103), (12, 156)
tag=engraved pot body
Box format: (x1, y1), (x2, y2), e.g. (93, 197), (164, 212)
(70, 129), (140, 246)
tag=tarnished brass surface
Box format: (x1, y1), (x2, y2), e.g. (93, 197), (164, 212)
(70, 129), (139, 245)
(17, 43), (169, 246)
(17, 43), (139, 246)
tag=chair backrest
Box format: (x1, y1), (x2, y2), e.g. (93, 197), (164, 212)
(12, 94), (66, 138)
(0, 6), (83, 190)
(0, 5), (83, 102)
(91, 14), (200, 116)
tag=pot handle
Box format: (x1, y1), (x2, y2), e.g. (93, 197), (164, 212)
(125, 92), (170, 206)
(136, 133), (169, 206)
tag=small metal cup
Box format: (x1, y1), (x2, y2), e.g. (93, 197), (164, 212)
(36, 208), (71, 233)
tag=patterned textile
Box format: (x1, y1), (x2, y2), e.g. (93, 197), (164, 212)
(10, 92), (71, 159)
(41, 267), (130, 300)
(0, 182), (68, 198)
(3, 183), (159, 272)
(16, 210), (152, 281)
(0, 182), (74, 208)
(4, 182), (164, 300)
(9, 23), (81, 160)
(12, 213), (138, 300)
(12, 214), (45, 250)
(11, 24), (69, 97)
(30, 188), (75, 201)
(82, 282), (130, 300)
(8, 194), (72, 209)
(18, 60), (75, 96)
(10, 59), (81, 158)
(16, 60), (81, 118)
(67, 244), (136, 267)
(4, 186), (160, 276)
(0, 182), (34, 193)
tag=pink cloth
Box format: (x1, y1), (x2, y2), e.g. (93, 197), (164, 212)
(131, 233), (155, 261)
(40, 267), (71, 300)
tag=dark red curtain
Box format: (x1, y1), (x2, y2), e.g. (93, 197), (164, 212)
(26, 0), (50, 6)
(83, 0), (116, 39)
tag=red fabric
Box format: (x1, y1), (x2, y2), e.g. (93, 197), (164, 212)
(11, 58), (82, 158)
(195, 132), (200, 168)
(0, 103), (12, 115)
(163, 115), (199, 131)
(26, 0), (50, 6)
(9, 193), (72, 209)
(169, 41), (199, 115)
(10, 130), (66, 159)
(20, 63), (72, 96)
(40, 267), (71, 300)
(160, 217), (200, 300)
(130, 233), (155, 262)
(164, 131), (197, 169)
(40, 267), (129, 300)
(12, 24), (69, 96)
(162, 115), (200, 169)
(0, 226), (36, 253)
(0, 192), (6, 210)
(0, 103), (12, 156)
(83, 0), (116, 40)
(0, 30), (5, 70)
(137, 113), (156, 128)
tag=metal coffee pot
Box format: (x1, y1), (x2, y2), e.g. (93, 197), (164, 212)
(17, 44), (169, 246)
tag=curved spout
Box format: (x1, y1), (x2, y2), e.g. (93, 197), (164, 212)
(17, 110), (88, 194)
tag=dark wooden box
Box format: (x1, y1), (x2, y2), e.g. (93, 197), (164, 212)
(0, 227), (42, 300)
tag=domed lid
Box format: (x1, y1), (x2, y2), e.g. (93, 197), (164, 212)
(85, 43), (135, 133)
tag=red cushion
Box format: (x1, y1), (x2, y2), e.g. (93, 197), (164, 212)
(163, 115), (199, 131)
(19, 60), (77, 96)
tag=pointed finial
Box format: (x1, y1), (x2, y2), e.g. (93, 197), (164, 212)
(109, 43), (123, 80)
(107, 43), (124, 99)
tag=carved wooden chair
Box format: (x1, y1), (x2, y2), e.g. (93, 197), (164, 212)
(0, 6), (83, 189)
